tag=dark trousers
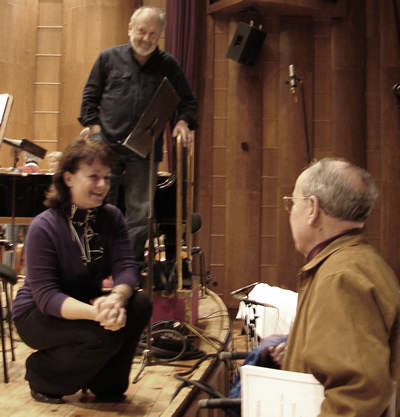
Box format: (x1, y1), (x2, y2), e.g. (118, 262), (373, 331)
(14, 292), (152, 397)
(107, 153), (158, 264)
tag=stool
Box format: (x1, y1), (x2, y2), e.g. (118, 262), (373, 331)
(0, 264), (17, 383)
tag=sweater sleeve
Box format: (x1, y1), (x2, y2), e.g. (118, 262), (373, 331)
(24, 215), (68, 317)
(78, 53), (106, 127)
(163, 55), (198, 131)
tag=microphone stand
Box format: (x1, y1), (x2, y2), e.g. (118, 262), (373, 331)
(132, 120), (158, 384)
(120, 77), (181, 383)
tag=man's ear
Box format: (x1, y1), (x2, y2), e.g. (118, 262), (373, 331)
(63, 171), (72, 187)
(307, 195), (320, 225)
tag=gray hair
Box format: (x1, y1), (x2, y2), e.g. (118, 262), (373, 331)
(129, 7), (166, 30)
(300, 157), (378, 222)
(23, 152), (40, 164)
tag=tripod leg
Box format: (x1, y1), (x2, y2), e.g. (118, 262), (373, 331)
(132, 349), (151, 384)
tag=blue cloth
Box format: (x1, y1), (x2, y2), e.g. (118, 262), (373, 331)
(226, 334), (288, 417)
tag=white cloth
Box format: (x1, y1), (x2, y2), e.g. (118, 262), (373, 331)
(236, 283), (298, 338)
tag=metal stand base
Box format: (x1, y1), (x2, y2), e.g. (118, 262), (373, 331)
(132, 348), (152, 384)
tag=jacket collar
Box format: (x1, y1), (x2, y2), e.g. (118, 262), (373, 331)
(300, 229), (366, 275)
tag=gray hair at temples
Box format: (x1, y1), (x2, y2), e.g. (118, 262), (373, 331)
(300, 157), (379, 223)
(129, 6), (166, 30)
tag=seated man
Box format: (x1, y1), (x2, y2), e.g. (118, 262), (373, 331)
(276, 157), (400, 417)
(20, 152), (41, 173)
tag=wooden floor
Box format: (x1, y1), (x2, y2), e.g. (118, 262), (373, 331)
(0, 290), (247, 417)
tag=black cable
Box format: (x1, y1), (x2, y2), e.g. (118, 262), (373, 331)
(137, 328), (188, 363)
(170, 307), (233, 400)
(174, 375), (225, 398)
(174, 353), (217, 378)
(300, 81), (312, 163)
(199, 314), (230, 321)
(198, 309), (228, 320)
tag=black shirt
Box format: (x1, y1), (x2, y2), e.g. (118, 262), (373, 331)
(79, 43), (198, 159)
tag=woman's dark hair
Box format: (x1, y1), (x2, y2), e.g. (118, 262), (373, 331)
(44, 137), (115, 209)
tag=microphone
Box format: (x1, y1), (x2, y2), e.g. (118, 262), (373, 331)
(198, 398), (241, 409)
(230, 282), (260, 296)
(288, 64), (297, 94)
(218, 351), (248, 360)
(238, 296), (278, 309)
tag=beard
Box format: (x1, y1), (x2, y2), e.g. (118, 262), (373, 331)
(130, 33), (156, 58)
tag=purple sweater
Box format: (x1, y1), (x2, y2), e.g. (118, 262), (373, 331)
(13, 204), (139, 319)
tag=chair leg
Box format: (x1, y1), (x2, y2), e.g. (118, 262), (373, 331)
(4, 284), (15, 361)
(0, 282), (9, 383)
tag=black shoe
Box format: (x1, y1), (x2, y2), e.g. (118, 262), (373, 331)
(30, 389), (65, 404)
(94, 393), (126, 403)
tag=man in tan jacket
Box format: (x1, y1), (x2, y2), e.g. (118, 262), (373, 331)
(279, 157), (400, 417)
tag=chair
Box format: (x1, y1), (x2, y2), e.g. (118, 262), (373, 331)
(0, 263), (17, 383)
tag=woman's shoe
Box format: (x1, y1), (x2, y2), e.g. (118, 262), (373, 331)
(30, 389), (65, 404)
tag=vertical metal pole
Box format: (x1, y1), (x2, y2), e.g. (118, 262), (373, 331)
(176, 134), (183, 290)
(185, 136), (195, 274)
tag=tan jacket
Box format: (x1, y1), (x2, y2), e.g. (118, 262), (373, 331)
(282, 232), (400, 417)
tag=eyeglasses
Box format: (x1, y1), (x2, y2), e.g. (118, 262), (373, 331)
(282, 196), (309, 213)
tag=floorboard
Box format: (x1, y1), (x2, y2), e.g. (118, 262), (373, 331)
(0, 291), (246, 417)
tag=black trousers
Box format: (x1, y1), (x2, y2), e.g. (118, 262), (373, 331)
(14, 291), (152, 397)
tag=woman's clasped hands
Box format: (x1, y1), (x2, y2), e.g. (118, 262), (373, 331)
(93, 292), (127, 331)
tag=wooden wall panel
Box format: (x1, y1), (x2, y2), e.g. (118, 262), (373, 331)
(195, 8), (215, 293)
(39, 0), (63, 26)
(277, 16), (314, 289)
(59, 0), (141, 151)
(33, 112), (59, 139)
(34, 84), (60, 111)
(378, 0), (400, 290)
(0, 0), (38, 168)
(224, 18), (263, 304)
(330, 1), (366, 165)
(36, 56), (61, 83)
(365, 0), (381, 251)
(37, 28), (63, 54)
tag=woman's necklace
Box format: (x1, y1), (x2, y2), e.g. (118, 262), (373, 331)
(68, 204), (103, 265)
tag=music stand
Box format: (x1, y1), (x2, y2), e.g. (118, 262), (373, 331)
(0, 94), (47, 267)
(122, 77), (181, 383)
(0, 94), (13, 144)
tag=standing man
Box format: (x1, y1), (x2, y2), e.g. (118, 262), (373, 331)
(280, 158), (400, 416)
(79, 6), (197, 266)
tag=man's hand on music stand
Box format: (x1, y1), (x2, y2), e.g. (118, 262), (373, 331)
(172, 120), (193, 147)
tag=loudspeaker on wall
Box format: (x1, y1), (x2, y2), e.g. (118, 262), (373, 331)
(226, 22), (267, 66)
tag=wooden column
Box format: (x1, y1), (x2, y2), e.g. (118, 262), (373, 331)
(277, 16), (314, 289)
(0, 0), (38, 167)
(59, 0), (140, 150)
(379, 0), (400, 279)
(195, 10), (214, 281)
(225, 20), (263, 306)
(330, 0), (366, 165)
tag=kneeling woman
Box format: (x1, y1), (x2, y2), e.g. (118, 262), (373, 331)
(13, 138), (152, 404)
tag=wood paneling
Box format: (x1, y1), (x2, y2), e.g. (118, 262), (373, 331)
(224, 18), (263, 304)
(276, 16), (314, 288)
(59, 0), (140, 151)
(195, 8), (216, 290)
(0, 0), (38, 168)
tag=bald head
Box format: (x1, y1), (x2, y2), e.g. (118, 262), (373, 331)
(298, 158), (378, 222)
(129, 7), (166, 30)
